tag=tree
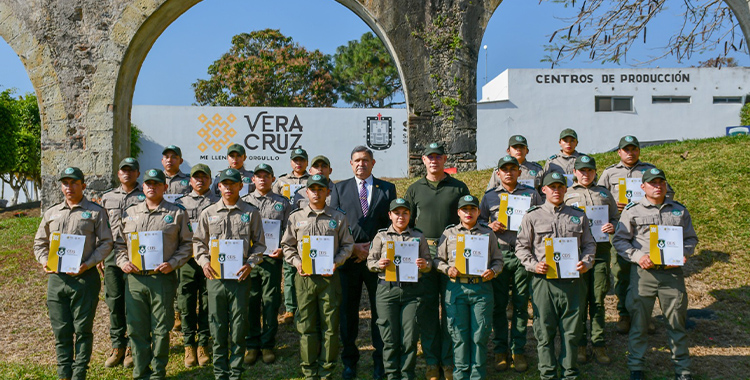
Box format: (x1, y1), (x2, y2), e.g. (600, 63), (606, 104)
(542, 0), (743, 67)
(0, 89), (40, 206)
(698, 56), (738, 67)
(131, 123), (144, 159)
(333, 32), (403, 108)
(193, 29), (338, 107)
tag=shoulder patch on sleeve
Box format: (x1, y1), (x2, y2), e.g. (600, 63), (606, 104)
(336, 207), (346, 215)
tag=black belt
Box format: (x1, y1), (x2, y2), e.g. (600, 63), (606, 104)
(378, 279), (418, 288)
(633, 263), (675, 271)
(132, 270), (161, 276)
(450, 276), (491, 284)
(533, 273), (580, 282)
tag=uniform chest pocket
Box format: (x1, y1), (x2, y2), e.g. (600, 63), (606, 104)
(633, 216), (659, 227)
(564, 222), (584, 236)
(162, 221), (179, 240)
(76, 218), (96, 235)
(662, 215), (684, 227)
(315, 219), (336, 236)
(208, 218), (225, 237)
(535, 225), (553, 239)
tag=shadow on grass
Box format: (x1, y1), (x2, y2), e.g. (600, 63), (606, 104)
(684, 249), (731, 277)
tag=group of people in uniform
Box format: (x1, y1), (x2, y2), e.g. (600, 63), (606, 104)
(33, 128), (698, 380)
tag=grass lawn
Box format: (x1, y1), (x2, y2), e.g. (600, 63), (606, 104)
(1, 135), (749, 379)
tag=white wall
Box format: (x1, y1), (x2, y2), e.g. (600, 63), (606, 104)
(477, 68), (749, 169)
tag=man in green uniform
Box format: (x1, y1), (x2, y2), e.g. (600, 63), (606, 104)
(273, 148), (310, 199)
(436, 195), (503, 380)
(613, 168), (698, 380)
(175, 164), (219, 367)
(367, 198), (432, 380)
(286, 155), (334, 325)
(542, 129), (584, 185)
(403, 142), (470, 380)
(211, 143), (255, 197)
(515, 171), (596, 380)
(281, 174), (354, 380)
(115, 169), (193, 380)
(161, 145), (191, 195)
(194, 168), (266, 380)
(478, 155), (543, 373)
(99, 157), (144, 368)
(486, 135), (544, 191)
(34, 167), (113, 380)
(243, 163), (291, 365)
(598, 135), (674, 334)
(563, 155), (618, 364)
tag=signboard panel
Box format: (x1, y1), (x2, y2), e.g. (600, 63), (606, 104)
(132, 106), (409, 181)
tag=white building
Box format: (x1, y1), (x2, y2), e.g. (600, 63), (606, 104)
(477, 68), (750, 170)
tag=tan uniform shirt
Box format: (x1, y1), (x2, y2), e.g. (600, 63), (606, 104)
(272, 172), (310, 199)
(435, 223), (503, 276)
(367, 226), (432, 279)
(613, 198), (698, 264)
(515, 202), (596, 273)
(100, 184), (145, 243)
(563, 182), (619, 226)
(165, 171), (191, 195)
(543, 151), (583, 176)
(34, 198), (113, 269)
(291, 180), (334, 210)
(175, 190), (220, 224)
(115, 199), (193, 270)
(242, 190), (292, 233)
(485, 160), (543, 191)
(281, 205), (354, 270)
(597, 161), (675, 206)
(193, 199), (266, 268)
(479, 183), (543, 248)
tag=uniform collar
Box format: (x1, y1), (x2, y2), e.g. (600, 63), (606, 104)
(251, 189), (273, 199)
(189, 189), (211, 198)
(495, 182), (521, 193)
(58, 197), (90, 210)
(118, 183), (142, 195)
(216, 199), (244, 212)
(165, 170), (187, 180)
(456, 222), (481, 232)
(616, 160), (643, 169)
(638, 197), (670, 209)
(134, 198), (169, 213)
(303, 204), (332, 217)
(558, 150), (579, 158)
(542, 202), (565, 213)
(387, 225), (412, 235)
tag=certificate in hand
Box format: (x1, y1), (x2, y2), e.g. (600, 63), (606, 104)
(301, 235), (334, 275)
(47, 233), (86, 273)
(385, 241), (419, 283)
(581, 205), (609, 242)
(262, 219), (281, 255)
(129, 231), (164, 271)
(282, 184), (304, 200)
(455, 234), (489, 276)
(545, 237), (580, 279)
(210, 239), (244, 279)
(163, 194), (181, 203)
(618, 178), (644, 204)
(497, 193), (532, 232)
(649, 225), (684, 266)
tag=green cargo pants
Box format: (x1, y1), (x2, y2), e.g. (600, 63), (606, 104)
(417, 245), (453, 367)
(492, 250), (530, 355)
(246, 257), (283, 349)
(611, 245), (631, 317)
(178, 259), (210, 347)
(531, 275), (585, 380)
(445, 279), (493, 380)
(208, 278), (251, 380)
(375, 280), (423, 380)
(47, 269), (100, 380)
(578, 242), (611, 347)
(125, 272), (178, 380)
(626, 265), (690, 375)
(104, 254), (128, 348)
(295, 272), (341, 379)
(283, 262), (297, 314)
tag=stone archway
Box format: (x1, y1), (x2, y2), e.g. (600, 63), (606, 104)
(3, 0), (750, 207)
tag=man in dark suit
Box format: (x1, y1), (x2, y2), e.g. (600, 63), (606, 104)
(330, 146), (397, 380)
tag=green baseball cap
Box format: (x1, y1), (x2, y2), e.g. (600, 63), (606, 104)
(307, 174), (329, 188)
(119, 157), (139, 170)
(389, 198), (411, 212)
(162, 145), (182, 157)
(190, 164), (211, 178)
(618, 135), (640, 149)
(59, 167), (84, 181)
(574, 155), (597, 170)
(254, 163), (274, 176)
(508, 135), (528, 147)
(290, 148), (308, 160)
(311, 155), (330, 167)
(542, 171), (567, 187)
(218, 168), (242, 183)
(227, 143), (246, 156)
(497, 155), (520, 169)
(642, 167), (667, 183)
(423, 142), (446, 156)
(457, 194), (479, 209)
(143, 168), (166, 184)
(559, 128), (578, 140)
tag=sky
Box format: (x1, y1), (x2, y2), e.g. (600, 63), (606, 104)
(1, 0), (747, 105)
